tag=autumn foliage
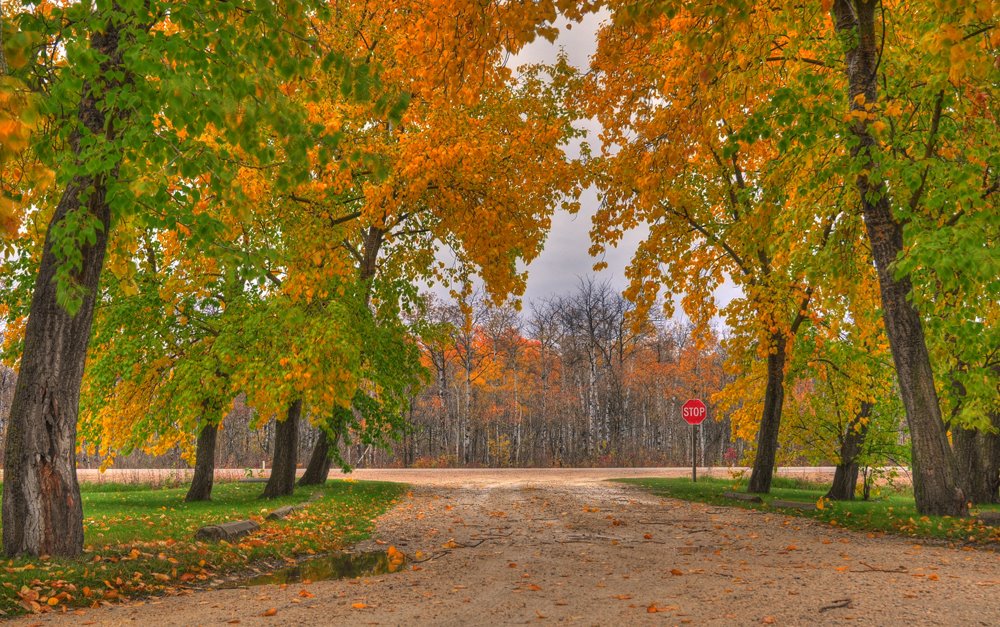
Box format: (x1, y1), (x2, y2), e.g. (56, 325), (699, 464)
(0, 0), (997, 564)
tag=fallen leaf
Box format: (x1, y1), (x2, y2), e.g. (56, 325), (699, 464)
(670, 569), (683, 576)
(762, 616), (776, 624)
(262, 608), (277, 617)
(352, 603), (369, 609)
(612, 594), (632, 600)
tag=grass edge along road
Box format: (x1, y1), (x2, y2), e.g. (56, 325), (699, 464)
(0, 479), (406, 617)
(619, 477), (1000, 547)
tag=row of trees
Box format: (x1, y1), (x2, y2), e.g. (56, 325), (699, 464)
(0, 0), (598, 557)
(400, 285), (733, 468)
(581, 0), (998, 514)
(0, 0), (995, 558)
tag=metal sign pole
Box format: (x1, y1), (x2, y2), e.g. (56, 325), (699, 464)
(692, 423), (697, 483)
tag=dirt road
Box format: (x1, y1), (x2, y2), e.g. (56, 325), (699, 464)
(16, 469), (998, 626)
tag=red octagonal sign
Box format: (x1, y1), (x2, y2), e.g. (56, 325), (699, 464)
(682, 398), (707, 425)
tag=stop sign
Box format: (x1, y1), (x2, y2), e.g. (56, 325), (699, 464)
(682, 399), (707, 425)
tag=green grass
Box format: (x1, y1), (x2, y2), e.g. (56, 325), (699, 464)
(617, 476), (1000, 546)
(0, 479), (406, 616)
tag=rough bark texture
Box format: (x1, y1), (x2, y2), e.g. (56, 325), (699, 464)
(2, 17), (125, 557)
(832, 0), (965, 516)
(262, 401), (301, 498)
(826, 403), (872, 501)
(954, 413), (1000, 505)
(185, 423), (219, 502)
(748, 335), (787, 493)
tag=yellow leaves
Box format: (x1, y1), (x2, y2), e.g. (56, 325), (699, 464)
(883, 100), (903, 117)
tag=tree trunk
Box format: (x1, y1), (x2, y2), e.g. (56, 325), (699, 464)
(748, 335), (787, 493)
(2, 17), (125, 558)
(832, 0), (965, 516)
(954, 413), (1000, 504)
(826, 402), (872, 501)
(262, 401), (301, 498)
(185, 422), (219, 502)
(298, 429), (332, 486)
(0, 11), (8, 75)
(299, 406), (350, 486)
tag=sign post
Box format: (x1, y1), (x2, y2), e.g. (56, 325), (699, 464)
(681, 399), (707, 482)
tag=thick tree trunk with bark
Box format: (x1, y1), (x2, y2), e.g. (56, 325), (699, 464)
(185, 423), (219, 502)
(2, 18), (124, 557)
(954, 414), (1000, 504)
(262, 401), (301, 498)
(299, 406), (350, 486)
(832, 0), (965, 516)
(826, 403), (872, 501)
(748, 335), (787, 493)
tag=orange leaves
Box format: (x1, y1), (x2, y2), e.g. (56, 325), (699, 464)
(262, 607), (278, 616)
(386, 545), (406, 572)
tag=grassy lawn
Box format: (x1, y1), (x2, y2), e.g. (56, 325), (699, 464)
(0, 479), (406, 616)
(618, 476), (1000, 546)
